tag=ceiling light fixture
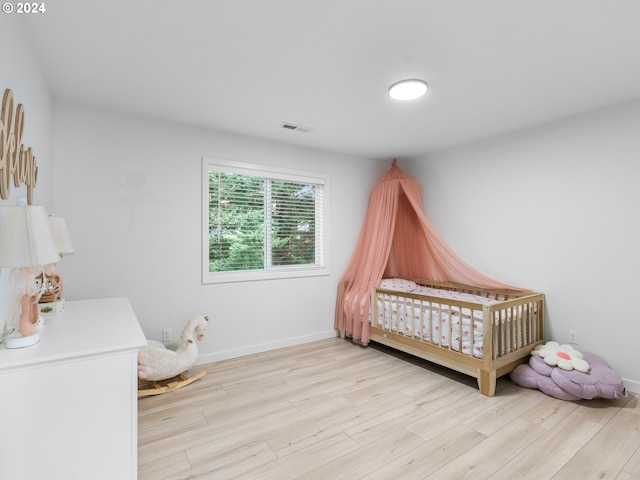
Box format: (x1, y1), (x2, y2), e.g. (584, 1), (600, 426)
(388, 79), (428, 101)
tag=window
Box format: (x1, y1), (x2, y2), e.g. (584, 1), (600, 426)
(202, 157), (328, 283)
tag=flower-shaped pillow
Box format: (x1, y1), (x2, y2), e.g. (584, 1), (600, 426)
(531, 341), (590, 372)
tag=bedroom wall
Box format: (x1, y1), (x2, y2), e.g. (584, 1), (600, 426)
(407, 99), (640, 394)
(0, 17), (54, 331)
(51, 101), (386, 363)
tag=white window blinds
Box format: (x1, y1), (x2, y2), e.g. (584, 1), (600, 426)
(202, 158), (327, 283)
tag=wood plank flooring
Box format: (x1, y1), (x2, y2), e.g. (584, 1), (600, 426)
(138, 337), (640, 480)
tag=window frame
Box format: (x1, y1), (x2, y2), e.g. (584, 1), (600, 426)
(201, 157), (330, 284)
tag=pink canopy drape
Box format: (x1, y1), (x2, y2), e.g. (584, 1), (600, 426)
(335, 161), (520, 345)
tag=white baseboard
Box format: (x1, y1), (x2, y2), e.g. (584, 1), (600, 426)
(196, 330), (339, 366)
(623, 378), (640, 396)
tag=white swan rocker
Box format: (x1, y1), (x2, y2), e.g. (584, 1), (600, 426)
(137, 315), (209, 397)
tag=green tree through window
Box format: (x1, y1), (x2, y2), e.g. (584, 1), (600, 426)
(208, 172), (265, 272)
(206, 166), (325, 277)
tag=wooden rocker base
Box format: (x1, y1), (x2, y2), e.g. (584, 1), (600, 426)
(138, 370), (206, 398)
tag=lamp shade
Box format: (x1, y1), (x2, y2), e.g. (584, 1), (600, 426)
(48, 215), (75, 257)
(0, 204), (60, 267)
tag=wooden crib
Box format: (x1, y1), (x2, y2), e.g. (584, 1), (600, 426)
(367, 279), (545, 396)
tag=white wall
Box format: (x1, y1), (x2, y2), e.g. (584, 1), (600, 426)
(407, 99), (640, 393)
(0, 16), (54, 331)
(52, 102), (386, 363)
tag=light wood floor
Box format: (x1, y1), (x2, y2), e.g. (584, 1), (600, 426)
(138, 337), (640, 480)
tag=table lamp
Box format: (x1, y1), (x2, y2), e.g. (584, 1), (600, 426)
(0, 199), (60, 348)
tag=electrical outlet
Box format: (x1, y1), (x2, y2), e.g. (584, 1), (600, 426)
(162, 328), (172, 342)
(568, 330), (578, 345)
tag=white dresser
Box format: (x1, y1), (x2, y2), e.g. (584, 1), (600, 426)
(0, 297), (146, 480)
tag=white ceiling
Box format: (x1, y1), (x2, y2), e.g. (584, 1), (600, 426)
(21, 0), (640, 160)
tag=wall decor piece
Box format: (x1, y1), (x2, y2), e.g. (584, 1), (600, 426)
(0, 88), (39, 205)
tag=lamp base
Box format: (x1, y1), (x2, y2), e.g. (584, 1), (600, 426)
(38, 297), (65, 316)
(5, 330), (40, 348)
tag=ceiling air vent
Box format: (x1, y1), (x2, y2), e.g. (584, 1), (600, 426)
(281, 122), (313, 133)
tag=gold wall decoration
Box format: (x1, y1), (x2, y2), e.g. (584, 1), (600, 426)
(0, 88), (39, 205)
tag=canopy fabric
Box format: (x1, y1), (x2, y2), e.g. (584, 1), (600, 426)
(335, 161), (521, 345)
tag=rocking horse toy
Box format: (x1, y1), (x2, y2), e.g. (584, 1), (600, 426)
(137, 315), (209, 397)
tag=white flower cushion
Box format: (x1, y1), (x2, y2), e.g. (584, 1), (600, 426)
(531, 341), (590, 372)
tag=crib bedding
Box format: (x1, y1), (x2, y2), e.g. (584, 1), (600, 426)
(374, 281), (528, 359)
(374, 288), (493, 358)
(378, 297), (482, 358)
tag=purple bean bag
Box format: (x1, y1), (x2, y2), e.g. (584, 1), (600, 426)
(510, 351), (627, 401)
(510, 362), (582, 401)
(551, 352), (627, 400)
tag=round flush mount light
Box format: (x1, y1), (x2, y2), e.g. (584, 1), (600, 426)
(388, 79), (428, 101)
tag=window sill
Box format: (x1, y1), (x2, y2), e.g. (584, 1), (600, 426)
(202, 266), (330, 284)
